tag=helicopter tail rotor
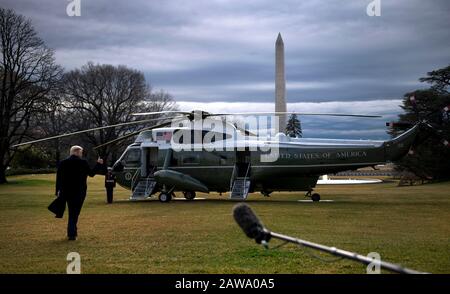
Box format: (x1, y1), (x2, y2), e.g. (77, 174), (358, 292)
(387, 102), (450, 154)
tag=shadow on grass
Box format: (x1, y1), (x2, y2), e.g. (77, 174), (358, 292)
(104, 198), (341, 207)
(93, 196), (444, 209)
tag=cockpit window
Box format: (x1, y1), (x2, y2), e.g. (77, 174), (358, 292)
(123, 148), (141, 166)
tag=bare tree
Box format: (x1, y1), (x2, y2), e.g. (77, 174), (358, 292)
(0, 8), (62, 183)
(33, 89), (69, 165)
(62, 62), (177, 163)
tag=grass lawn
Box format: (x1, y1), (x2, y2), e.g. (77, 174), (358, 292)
(0, 174), (449, 274)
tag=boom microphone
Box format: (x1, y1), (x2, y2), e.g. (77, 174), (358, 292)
(233, 203), (270, 244)
(232, 203), (426, 274)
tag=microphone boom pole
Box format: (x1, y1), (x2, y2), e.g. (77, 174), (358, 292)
(268, 230), (424, 274)
(233, 203), (426, 274)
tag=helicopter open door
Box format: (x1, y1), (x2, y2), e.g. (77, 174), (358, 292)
(145, 147), (159, 177)
(230, 149), (251, 200)
(142, 146), (158, 177)
(236, 149), (251, 176)
(130, 146), (158, 200)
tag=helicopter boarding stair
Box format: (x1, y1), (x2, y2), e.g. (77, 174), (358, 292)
(229, 163), (251, 200)
(130, 168), (157, 200)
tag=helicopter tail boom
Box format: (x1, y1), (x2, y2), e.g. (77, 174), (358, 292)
(384, 122), (436, 161)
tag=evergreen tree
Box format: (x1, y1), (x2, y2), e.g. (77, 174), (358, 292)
(285, 114), (303, 138)
(389, 65), (450, 180)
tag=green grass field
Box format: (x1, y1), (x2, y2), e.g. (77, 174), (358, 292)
(0, 174), (449, 274)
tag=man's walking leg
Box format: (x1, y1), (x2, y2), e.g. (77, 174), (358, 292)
(67, 198), (78, 240)
(73, 195), (86, 237)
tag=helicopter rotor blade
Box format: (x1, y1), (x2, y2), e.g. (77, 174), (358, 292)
(132, 110), (191, 116)
(93, 119), (184, 150)
(208, 112), (382, 118)
(235, 126), (257, 136)
(220, 120), (257, 136)
(94, 115), (259, 150)
(386, 121), (415, 129)
(132, 110), (382, 118)
(92, 131), (142, 150)
(18, 109), (380, 149)
(388, 120), (450, 149)
(11, 116), (175, 148)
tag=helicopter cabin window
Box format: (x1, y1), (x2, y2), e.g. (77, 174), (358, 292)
(216, 152), (229, 165)
(182, 153), (200, 165)
(123, 148), (141, 167)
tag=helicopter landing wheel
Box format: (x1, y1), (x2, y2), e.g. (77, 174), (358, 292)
(311, 193), (321, 202)
(183, 191), (196, 200)
(159, 192), (172, 203)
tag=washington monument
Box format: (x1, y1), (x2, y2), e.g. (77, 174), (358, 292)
(275, 33), (287, 133)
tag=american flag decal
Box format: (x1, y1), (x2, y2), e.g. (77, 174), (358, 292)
(156, 131), (172, 142)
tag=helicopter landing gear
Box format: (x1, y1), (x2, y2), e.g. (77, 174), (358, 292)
(159, 185), (175, 203)
(158, 192), (172, 203)
(183, 191), (196, 200)
(305, 190), (321, 202)
(311, 193), (321, 202)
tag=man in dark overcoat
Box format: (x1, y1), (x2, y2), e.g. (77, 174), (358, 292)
(55, 145), (106, 240)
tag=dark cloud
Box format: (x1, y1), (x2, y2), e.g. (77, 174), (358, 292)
(2, 0), (448, 102)
(1, 0), (449, 138)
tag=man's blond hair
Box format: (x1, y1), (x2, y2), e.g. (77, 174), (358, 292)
(69, 145), (83, 155)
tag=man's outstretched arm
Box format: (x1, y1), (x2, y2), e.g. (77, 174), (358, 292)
(87, 157), (107, 177)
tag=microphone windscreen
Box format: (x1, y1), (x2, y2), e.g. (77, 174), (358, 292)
(233, 203), (265, 240)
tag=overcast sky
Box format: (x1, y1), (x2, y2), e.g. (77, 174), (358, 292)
(2, 0), (449, 139)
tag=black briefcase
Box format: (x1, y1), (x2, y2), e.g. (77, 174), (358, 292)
(48, 195), (66, 218)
